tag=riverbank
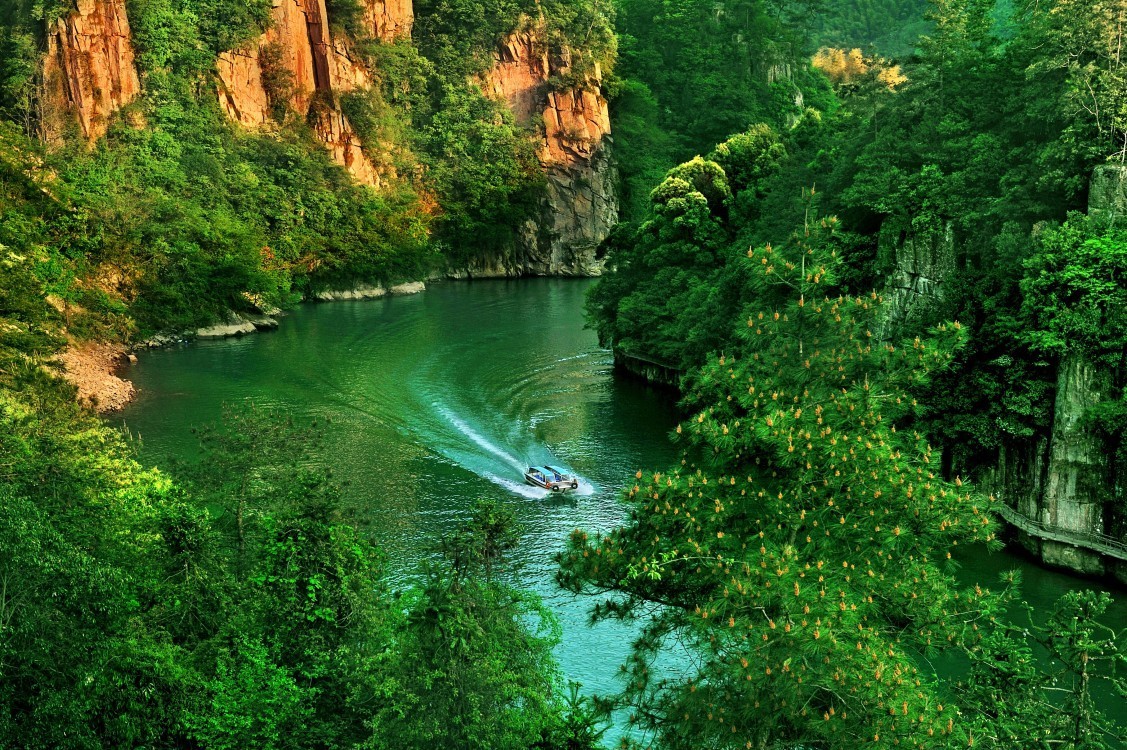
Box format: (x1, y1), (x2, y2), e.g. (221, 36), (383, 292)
(62, 281), (430, 414)
(58, 340), (136, 412)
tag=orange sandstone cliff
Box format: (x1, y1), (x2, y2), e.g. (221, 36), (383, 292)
(215, 0), (403, 187)
(35, 0), (614, 273)
(40, 0), (141, 144)
(471, 27), (618, 276)
(364, 0), (414, 41)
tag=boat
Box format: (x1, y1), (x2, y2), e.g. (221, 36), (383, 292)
(524, 465), (579, 492)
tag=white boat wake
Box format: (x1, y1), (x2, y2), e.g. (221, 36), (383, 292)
(435, 404), (594, 499)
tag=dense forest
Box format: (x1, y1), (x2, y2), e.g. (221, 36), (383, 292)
(1, 0), (1126, 747)
(578, 0), (1127, 745)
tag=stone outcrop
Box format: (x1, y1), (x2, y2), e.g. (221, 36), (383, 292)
(196, 311), (280, 338)
(312, 280), (425, 301)
(1038, 354), (1110, 574)
(878, 219), (955, 336)
(215, 0), (391, 187)
(471, 26), (618, 277)
(984, 166), (1127, 580)
(311, 106), (381, 186)
(216, 49), (272, 127)
(40, 0), (141, 144)
(364, 0), (414, 40)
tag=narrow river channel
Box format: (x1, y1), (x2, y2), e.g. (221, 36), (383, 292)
(119, 278), (1126, 740)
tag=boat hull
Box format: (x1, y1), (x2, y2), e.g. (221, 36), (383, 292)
(524, 470), (579, 492)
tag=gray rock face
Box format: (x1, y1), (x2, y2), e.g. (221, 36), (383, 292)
(533, 143), (619, 276)
(1088, 164), (1127, 221)
(196, 313), (259, 338)
(986, 166), (1127, 577)
(195, 311), (280, 338)
(312, 281), (425, 300)
(1039, 353), (1109, 573)
(879, 220), (955, 337)
(451, 143), (619, 279)
(982, 437), (1050, 523)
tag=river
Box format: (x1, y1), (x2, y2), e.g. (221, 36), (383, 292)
(119, 278), (1126, 740)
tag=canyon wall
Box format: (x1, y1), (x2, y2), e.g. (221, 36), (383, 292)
(878, 219), (956, 337)
(215, 0), (401, 187)
(874, 168), (1127, 580)
(40, 0), (141, 144)
(983, 165), (1127, 581)
(364, 0), (414, 40)
(459, 27), (618, 277)
(36, 0), (612, 272)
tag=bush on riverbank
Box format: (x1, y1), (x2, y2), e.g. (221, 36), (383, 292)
(0, 350), (605, 748)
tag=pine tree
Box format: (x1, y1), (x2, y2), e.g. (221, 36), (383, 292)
(559, 213), (1001, 749)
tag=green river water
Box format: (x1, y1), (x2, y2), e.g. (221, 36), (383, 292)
(119, 278), (1126, 739)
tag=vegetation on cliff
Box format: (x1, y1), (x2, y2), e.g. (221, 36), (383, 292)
(578, 0), (1127, 744)
(590, 0), (1127, 484)
(0, 0), (618, 335)
(3, 0), (1127, 745)
(572, 211), (1127, 747)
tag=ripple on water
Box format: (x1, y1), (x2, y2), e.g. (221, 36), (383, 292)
(119, 279), (1127, 742)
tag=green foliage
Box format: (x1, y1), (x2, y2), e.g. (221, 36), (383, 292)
(369, 500), (603, 750)
(326, 0), (366, 37)
(595, 0), (1127, 483)
(708, 123), (787, 198)
(0, 345), (594, 749)
(417, 87), (545, 263)
(1038, 591), (1127, 748)
(1022, 0), (1127, 163)
(581, 3), (1127, 742)
(607, 0), (831, 222)
(259, 41), (298, 123)
(607, 79), (679, 220)
(188, 634), (312, 750)
(0, 363), (194, 748)
(0, 27), (38, 135)
(959, 584), (1127, 749)
(588, 127), (798, 373)
(810, 0), (933, 55)
(564, 219), (1004, 747)
(128, 0), (272, 68)
(1021, 215), (1127, 362)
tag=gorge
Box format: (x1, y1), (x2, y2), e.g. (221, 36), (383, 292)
(2, 0), (1127, 746)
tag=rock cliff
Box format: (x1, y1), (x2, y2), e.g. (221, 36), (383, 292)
(874, 168), (1127, 580)
(985, 165), (1127, 581)
(215, 0), (399, 187)
(463, 27), (618, 277)
(364, 0), (414, 40)
(1037, 354), (1110, 574)
(878, 219), (956, 337)
(40, 0), (141, 144)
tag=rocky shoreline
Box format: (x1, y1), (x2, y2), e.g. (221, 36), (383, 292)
(63, 281), (429, 413)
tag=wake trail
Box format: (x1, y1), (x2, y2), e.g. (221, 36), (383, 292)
(482, 473), (550, 499)
(437, 405), (526, 472)
(436, 404), (596, 499)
